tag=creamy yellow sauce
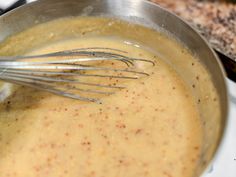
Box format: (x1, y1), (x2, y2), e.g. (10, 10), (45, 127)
(0, 17), (209, 177)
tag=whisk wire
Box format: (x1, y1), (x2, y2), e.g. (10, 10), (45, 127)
(0, 47), (155, 102)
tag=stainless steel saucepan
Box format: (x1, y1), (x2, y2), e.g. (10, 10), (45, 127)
(0, 0), (229, 176)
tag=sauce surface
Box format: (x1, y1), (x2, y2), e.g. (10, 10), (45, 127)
(0, 18), (205, 177)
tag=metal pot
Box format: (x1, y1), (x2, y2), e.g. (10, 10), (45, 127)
(0, 0), (229, 176)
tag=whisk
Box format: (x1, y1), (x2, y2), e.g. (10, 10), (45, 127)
(0, 47), (154, 103)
